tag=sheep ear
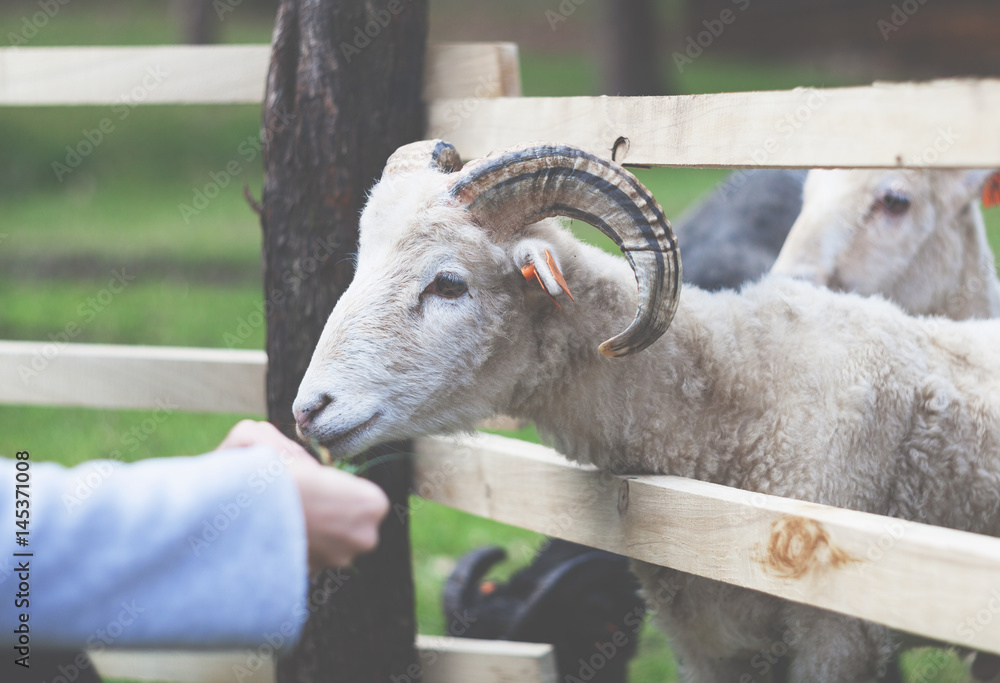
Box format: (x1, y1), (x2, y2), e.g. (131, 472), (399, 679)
(983, 172), (1000, 208)
(514, 240), (574, 310)
(960, 170), (1000, 207)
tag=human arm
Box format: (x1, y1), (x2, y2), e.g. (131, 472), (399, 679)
(0, 422), (387, 650)
(216, 420), (389, 574)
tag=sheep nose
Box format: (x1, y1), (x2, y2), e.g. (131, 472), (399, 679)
(295, 393), (333, 433)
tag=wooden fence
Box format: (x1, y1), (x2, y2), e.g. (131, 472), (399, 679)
(4, 42), (1000, 681)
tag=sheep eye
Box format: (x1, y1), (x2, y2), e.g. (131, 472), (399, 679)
(879, 190), (911, 216)
(428, 272), (468, 299)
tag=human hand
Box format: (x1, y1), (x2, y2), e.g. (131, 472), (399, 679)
(219, 420), (390, 572)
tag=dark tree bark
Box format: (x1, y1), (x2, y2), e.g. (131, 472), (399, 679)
(602, 0), (673, 95)
(260, 0), (427, 681)
(176, 0), (220, 44)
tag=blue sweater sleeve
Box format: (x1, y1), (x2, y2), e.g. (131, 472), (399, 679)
(0, 447), (309, 650)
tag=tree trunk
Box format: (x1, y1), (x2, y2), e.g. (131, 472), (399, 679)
(176, 0), (220, 44)
(260, 1), (427, 681)
(603, 0), (673, 95)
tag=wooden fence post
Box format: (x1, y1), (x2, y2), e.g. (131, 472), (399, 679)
(259, 0), (427, 680)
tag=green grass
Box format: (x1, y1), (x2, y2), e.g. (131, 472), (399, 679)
(0, 406), (253, 467)
(2, 4), (996, 681)
(0, 278), (265, 349)
(519, 50), (863, 98)
(1, 0), (274, 47)
(900, 649), (968, 683)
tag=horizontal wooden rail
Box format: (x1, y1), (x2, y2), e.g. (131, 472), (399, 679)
(89, 636), (556, 683)
(429, 79), (1000, 168)
(0, 42), (520, 105)
(3, 46), (1000, 168)
(414, 433), (1000, 655)
(0, 341), (526, 431)
(0, 341), (266, 413)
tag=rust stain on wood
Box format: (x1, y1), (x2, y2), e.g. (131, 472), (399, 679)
(760, 516), (856, 579)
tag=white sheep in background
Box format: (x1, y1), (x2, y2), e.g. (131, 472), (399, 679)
(772, 168), (1000, 320)
(293, 140), (1000, 682)
(771, 167), (1000, 681)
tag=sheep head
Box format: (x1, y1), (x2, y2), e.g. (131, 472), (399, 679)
(771, 168), (997, 314)
(292, 140), (680, 454)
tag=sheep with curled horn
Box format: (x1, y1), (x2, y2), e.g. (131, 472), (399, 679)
(771, 166), (1000, 681)
(439, 166), (807, 682)
(294, 139), (1000, 682)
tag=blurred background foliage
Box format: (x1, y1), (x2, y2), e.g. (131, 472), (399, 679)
(1, 1), (997, 680)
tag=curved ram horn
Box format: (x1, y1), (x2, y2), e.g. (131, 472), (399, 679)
(447, 143), (681, 357)
(383, 139), (462, 178)
(442, 545), (507, 632)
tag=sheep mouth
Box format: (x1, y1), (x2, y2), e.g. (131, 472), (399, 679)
(320, 412), (382, 452)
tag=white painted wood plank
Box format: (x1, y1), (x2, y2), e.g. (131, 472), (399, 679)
(425, 43), (521, 99)
(91, 650), (258, 683)
(89, 636), (556, 683)
(6, 46), (999, 168)
(0, 342), (527, 431)
(418, 636), (557, 683)
(414, 433), (1000, 654)
(0, 341), (266, 414)
(428, 79), (1000, 168)
(0, 43), (520, 106)
(0, 45), (269, 105)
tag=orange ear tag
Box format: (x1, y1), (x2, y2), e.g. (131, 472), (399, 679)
(520, 249), (574, 310)
(544, 250), (575, 302)
(984, 172), (1000, 209)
